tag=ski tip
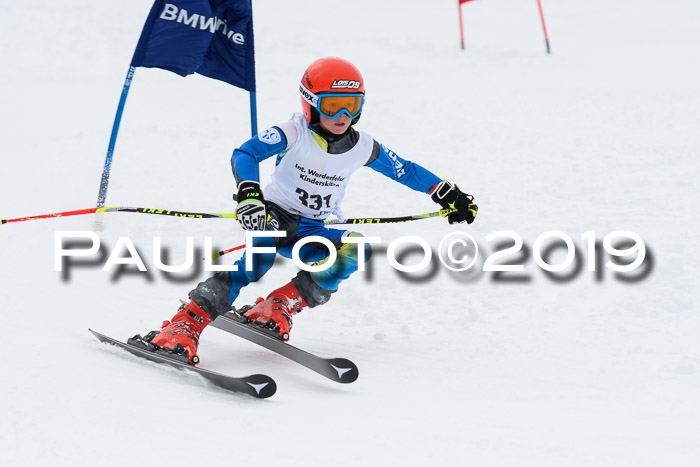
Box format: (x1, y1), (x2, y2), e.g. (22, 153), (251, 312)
(244, 374), (277, 399)
(327, 358), (359, 384)
(88, 328), (119, 347)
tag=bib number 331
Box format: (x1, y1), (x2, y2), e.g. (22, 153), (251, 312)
(296, 188), (331, 211)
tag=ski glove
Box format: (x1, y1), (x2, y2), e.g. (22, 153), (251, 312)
(430, 180), (478, 224)
(236, 181), (267, 231)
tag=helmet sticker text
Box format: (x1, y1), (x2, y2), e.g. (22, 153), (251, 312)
(304, 71), (314, 89)
(330, 80), (361, 89)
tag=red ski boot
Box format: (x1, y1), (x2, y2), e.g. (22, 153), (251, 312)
(244, 281), (308, 341)
(149, 300), (212, 365)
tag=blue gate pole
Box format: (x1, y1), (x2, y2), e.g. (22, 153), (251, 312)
(96, 66), (136, 208)
(249, 91), (258, 137)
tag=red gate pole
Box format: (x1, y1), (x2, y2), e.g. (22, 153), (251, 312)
(458, 0), (466, 50)
(536, 0), (551, 53)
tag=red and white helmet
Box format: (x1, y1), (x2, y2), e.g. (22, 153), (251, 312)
(299, 57), (365, 125)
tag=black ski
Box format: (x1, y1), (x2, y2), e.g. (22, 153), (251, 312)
(89, 329), (276, 399)
(210, 309), (359, 384)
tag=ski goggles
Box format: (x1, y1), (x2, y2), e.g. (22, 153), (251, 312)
(300, 84), (364, 120)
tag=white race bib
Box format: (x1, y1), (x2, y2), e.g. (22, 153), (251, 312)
(264, 113), (373, 219)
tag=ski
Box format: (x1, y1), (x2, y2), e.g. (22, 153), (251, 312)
(210, 308), (359, 384)
(89, 329), (276, 399)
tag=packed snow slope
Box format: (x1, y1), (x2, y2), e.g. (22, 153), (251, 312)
(1, 0), (699, 466)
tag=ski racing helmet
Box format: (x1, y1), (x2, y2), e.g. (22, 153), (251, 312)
(299, 57), (365, 126)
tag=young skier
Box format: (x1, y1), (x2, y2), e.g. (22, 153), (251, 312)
(145, 57), (478, 364)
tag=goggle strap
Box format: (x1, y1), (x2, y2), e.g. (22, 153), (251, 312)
(299, 82), (319, 107)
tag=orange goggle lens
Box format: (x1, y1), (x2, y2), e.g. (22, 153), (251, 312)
(317, 94), (364, 120)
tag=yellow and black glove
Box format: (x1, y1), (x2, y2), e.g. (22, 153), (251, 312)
(430, 180), (478, 224)
(236, 181), (267, 230)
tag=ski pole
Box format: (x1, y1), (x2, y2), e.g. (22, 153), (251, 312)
(324, 208), (456, 225)
(211, 208), (457, 260)
(1, 206), (236, 225)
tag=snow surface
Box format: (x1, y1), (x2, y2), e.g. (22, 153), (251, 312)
(1, 0), (700, 465)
